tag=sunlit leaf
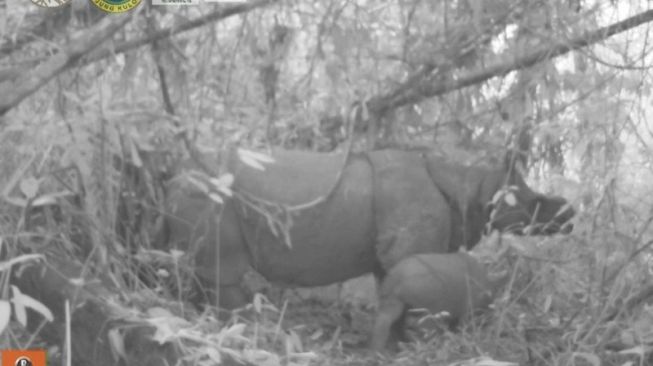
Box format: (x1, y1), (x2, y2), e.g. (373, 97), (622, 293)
(0, 253), (44, 272)
(156, 268), (170, 277)
(19, 177), (40, 199)
(209, 193), (224, 204)
(619, 345), (652, 356)
(240, 155), (265, 171)
(204, 347), (222, 364)
(68, 277), (85, 286)
(287, 329), (303, 353)
(129, 138), (143, 168)
(543, 294), (552, 313)
(187, 175), (209, 193)
(223, 323), (246, 340)
(310, 329), (323, 340)
(253, 292), (263, 314)
(147, 307), (173, 318)
(210, 173), (234, 197)
(108, 328), (127, 361)
(11, 288), (26, 327)
(243, 349), (280, 366)
(238, 149), (274, 171)
(170, 249), (184, 260)
(11, 285), (54, 325)
(572, 352), (601, 366)
(0, 300), (10, 334)
(470, 356), (518, 366)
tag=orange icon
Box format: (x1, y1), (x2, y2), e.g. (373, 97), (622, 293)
(1, 350), (46, 366)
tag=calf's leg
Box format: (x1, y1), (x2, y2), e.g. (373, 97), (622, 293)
(370, 297), (405, 351)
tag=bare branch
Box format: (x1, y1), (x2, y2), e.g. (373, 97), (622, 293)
(369, 9), (653, 115)
(84, 0), (277, 65)
(0, 14), (132, 116)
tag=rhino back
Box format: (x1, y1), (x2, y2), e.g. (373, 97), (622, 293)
(231, 149), (347, 205)
(232, 151), (377, 286)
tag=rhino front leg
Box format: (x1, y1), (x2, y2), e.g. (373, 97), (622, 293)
(370, 297), (405, 351)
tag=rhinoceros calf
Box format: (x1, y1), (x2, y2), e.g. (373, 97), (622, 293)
(370, 252), (503, 351)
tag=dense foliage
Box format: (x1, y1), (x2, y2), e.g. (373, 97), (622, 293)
(2, 0), (653, 365)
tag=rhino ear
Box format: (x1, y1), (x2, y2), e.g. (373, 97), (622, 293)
(503, 149), (527, 177)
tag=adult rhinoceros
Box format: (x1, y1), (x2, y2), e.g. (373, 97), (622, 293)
(156, 149), (574, 309)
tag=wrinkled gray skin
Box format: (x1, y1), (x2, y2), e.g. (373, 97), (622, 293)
(369, 252), (505, 351)
(157, 149), (574, 309)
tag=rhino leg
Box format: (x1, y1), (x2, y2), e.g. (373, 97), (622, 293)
(370, 297), (405, 351)
(214, 200), (252, 310)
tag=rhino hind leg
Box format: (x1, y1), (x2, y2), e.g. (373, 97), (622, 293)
(370, 297), (406, 351)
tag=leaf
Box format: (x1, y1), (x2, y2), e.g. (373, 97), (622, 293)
(210, 173), (234, 197)
(240, 155), (265, 171)
(187, 175), (209, 193)
(11, 285), (54, 324)
(68, 277), (85, 286)
(169, 249), (184, 260)
(150, 321), (176, 344)
(204, 347), (222, 364)
(223, 323), (246, 339)
(156, 268), (170, 277)
(209, 193), (224, 204)
(238, 149), (274, 171)
(0, 253), (44, 272)
(31, 191), (74, 207)
(286, 329), (303, 353)
(147, 307), (173, 318)
(19, 177), (40, 199)
(0, 300), (10, 334)
(108, 328), (127, 361)
(543, 294), (552, 313)
(129, 138), (143, 168)
(491, 190), (504, 205)
(470, 357), (519, 366)
(572, 352), (601, 366)
(243, 349), (280, 366)
(310, 329), (323, 340)
(619, 345), (652, 356)
(11, 286), (27, 326)
(253, 293), (263, 314)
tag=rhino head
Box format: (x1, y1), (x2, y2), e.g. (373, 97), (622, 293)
(486, 152), (575, 236)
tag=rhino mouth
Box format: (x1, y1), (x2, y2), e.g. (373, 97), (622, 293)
(515, 217), (574, 236)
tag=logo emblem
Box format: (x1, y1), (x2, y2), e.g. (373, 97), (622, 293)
(15, 357), (32, 366)
(30, 0), (71, 7)
(92, 0), (141, 13)
(1, 350), (46, 366)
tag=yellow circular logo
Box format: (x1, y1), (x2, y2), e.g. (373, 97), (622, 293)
(31, 0), (71, 7)
(92, 0), (141, 13)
